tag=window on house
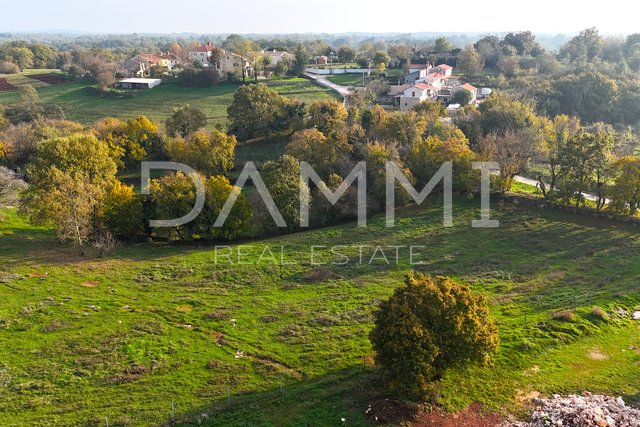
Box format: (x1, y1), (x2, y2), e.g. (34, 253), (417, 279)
(412, 91), (415, 97)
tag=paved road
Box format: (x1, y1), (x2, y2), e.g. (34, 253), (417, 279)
(303, 72), (353, 99)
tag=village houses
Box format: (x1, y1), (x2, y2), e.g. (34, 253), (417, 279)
(261, 49), (294, 65)
(395, 63), (477, 111)
(125, 52), (179, 77)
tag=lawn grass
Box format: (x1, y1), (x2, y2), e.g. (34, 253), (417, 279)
(326, 73), (368, 87)
(0, 196), (639, 426)
(0, 76), (336, 130)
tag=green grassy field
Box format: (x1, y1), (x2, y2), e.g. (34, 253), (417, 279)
(1, 196), (639, 426)
(326, 73), (368, 87)
(0, 75), (336, 129)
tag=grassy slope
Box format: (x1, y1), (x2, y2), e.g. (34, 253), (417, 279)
(0, 77), (335, 129)
(0, 199), (639, 426)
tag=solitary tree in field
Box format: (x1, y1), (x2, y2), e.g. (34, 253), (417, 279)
(370, 273), (499, 399)
(165, 105), (207, 137)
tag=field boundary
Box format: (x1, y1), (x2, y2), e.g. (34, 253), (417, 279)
(501, 193), (640, 226)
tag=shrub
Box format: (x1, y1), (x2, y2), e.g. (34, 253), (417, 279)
(370, 273), (499, 399)
(551, 309), (576, 322)
(589, 306), (609, 322)
(0, 60), (20, 74)
(177, 68), (219, 87)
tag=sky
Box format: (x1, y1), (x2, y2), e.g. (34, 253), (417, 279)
(0, 0), (637, 35)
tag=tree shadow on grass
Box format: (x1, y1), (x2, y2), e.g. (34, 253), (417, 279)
(169, 366), (388, 427)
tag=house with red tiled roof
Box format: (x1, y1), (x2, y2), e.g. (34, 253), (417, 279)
(449, 82), (478, 103)
(431, 63), (453, 77)
(125, 52), (179, 76)
(188, 42), (217, 66)
(260, 49), (294, 65)
(397, 82), (440, 111)
(187, 42), (253, 77)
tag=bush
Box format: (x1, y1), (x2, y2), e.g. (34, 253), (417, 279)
(0, 60), (20, 74)
(165, 105), (207, 137)
(4, 104), (65, 125)
(552, 309), (576, 322)
(102, 181), (145, 240)
(370, 273), (499, 399)
(177, 68), (219, 87)
(450, 89), (473, 105)
(589, 306), (609, 322)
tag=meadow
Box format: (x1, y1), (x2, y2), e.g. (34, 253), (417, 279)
(0, 74), (336, 129)
(0, 196), (639, 426)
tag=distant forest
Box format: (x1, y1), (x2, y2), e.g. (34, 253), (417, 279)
(0, 31), (574, 52)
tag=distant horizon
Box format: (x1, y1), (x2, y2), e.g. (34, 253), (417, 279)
(0, 29), (635, 38)
(1, 0), (636, 36)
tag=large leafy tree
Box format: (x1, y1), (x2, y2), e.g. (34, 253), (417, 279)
(407, 132), (477, 193)
(337, 45), (356, 63)
(536, 115), (581, 197)
(285, 128), (349, 180)
(609, 156), (640, 215)
(456, 45), (483, 77)
(24, 133), (117, 253)
(165, 105), (207, 137)
(307, 99), (348, 140)
(227, 83), (284, 140)
(198, 175), (252, 240)
(370, 273), (499, 399)
(260, 155), (310, 231)
(149, 172), (201, 241)
(94, 115), (164, 168)
(557, 129), (614, 208)
(164, 130), (236, 176)
(102, 181), (145, 240)
(551, 71), (618, 123)
(561, 27), (603, 63)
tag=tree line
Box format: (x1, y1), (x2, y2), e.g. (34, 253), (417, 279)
(2, 78), (640, 254)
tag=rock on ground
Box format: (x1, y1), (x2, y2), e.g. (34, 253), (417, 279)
(506, 392), (640, 427)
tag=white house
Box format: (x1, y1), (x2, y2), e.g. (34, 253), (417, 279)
(125, 53), (179, 77)
(188, 42), (216, 66)
(450, 83), (478, 103)
(431, 64), (453, 77)
(261, 49), (294, 65)
(397, 83), (439, 111)
(211, 50), (253, 77)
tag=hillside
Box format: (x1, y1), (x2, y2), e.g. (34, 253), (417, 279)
(0, 198), (639, 426)
(0, 75), (336, 129)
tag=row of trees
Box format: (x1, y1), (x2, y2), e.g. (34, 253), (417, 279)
(3, 82), (640, 253)
(453, 93), (640, 213)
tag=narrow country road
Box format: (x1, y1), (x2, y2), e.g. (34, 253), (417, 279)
(303, 72), (353, 99)
(513, 175), (607, 203)
(299, 76), (606, 206)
